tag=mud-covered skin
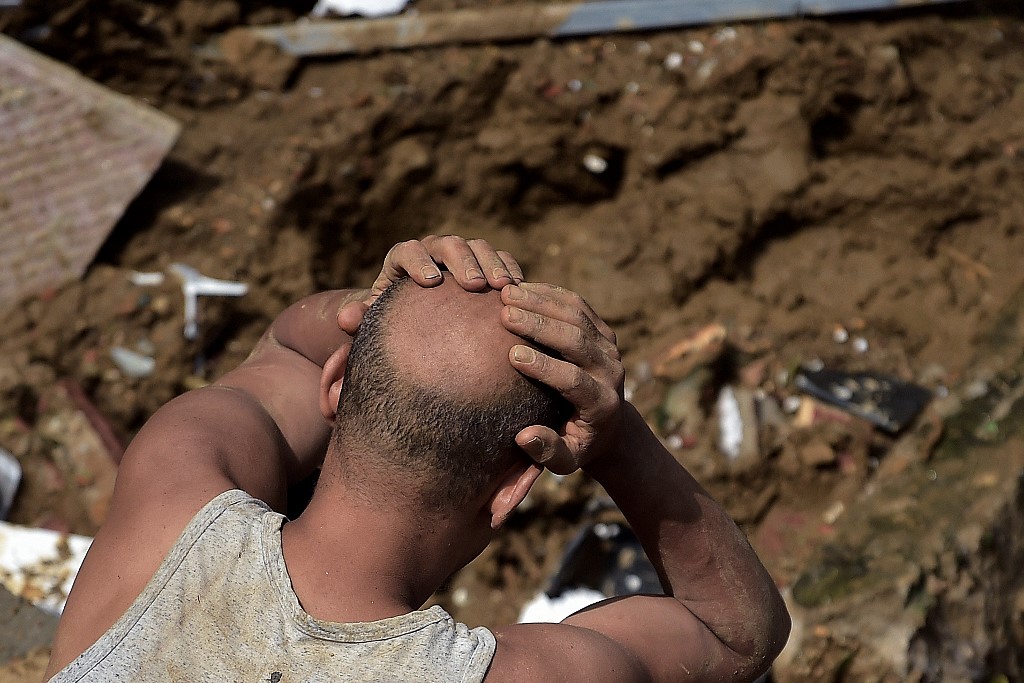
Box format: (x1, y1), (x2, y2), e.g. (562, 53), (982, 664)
(2, 1), (1024, 679)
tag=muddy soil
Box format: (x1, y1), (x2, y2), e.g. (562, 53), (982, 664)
(2, 0), (1024, 678)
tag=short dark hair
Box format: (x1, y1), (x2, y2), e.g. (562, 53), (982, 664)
(330, 278), (571, 507)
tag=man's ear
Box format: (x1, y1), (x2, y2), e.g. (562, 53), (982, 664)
(488, 462), (543, 530)
(319, 342), (352, 424)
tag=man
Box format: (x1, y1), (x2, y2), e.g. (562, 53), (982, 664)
(45, 236), (790, 682)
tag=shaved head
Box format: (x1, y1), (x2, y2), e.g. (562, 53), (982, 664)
(329, 275), (570, 507)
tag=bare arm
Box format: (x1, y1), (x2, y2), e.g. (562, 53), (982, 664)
(44, 236), (522, 679)
(489, 283), (790, 683)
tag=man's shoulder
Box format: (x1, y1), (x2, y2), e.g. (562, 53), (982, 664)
(485, 620), (649, 683)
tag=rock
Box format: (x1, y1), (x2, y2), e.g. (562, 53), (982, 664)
(0, 585), (56, 666)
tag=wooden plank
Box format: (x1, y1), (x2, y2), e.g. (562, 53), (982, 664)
(0, 35), (180, 312)
(227, 0), (966, 58)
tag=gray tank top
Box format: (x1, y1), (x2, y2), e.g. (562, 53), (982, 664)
(50, 490), (496, 682)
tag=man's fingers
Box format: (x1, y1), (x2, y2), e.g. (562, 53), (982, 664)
(421, 235), (490, 290)
(515, 425), (575, 474)
(509, 345), (609, 411)
(497, 250), (525, 283)
(467, 239), (518, 288)
(513, 282), (617, 346)
(373, 241), (443, 295)
(503, 303), (618, 369)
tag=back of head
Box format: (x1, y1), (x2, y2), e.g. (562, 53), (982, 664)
(329, 276), (570, 508)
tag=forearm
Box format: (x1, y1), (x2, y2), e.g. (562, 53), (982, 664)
(585, 403), (790, 664)
(263, 288), (368, 366)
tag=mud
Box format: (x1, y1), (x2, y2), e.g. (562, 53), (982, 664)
(2, 0), (1024, 679)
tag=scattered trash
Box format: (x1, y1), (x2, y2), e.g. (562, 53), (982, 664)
(59, 378), (126, 466)
(310, 0), (411, 18)
(128, 271), (165, 287)
(717, 386), (743, 460)
(169, 263), (248, 340)
(566, 78), (583, 93)
(713, 26), (738, 43)
(783, 395), (802, 414)
(0, 521), (91, 614)
(0, 449), (20, 521)
(852, 337), (869, 354)
(518, 587), (606, 623)
(832, 325), (849, 344)
(110, 346), (156, 379)
(582, 153), (608, 174)
(0, 34), (180, 311)
(222, 0), (967, 58)
(687, 39), (705, 54)
(651, 323), (726, 380)
(795, 366), (932, 433)
(717, 386), (760, 470)
(519, 520), (661, 624)
(663, 52), (683, 69)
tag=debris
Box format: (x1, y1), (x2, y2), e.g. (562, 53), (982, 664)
(0, 449), (20, 521)
(59, 378), (125, 466)
(663, 52), (683, 70)
(650, 323), (726, 380)
(110, 346), (156, 378)
(219, 0), (967, 58)
(311, 0), (411, 18)
(39, 383), (120, 527)
(832, 325), (849, 344)
(717, 386), (743, 460)
(0, 521), (91, 614)
(0, 34), (180, 312)
(168, 264), (248, 340)
(783, 395), (802, 414)
(795, 366), (931, 433)
(0, 586), (58, 668)
(660, 367), (712, 442)
(128, 271), (165, 287)
(518, 586), (605, 623)
(717, 386), (761, 470)
(582, 153), (608, 174)
(539, 522), (660, 605)
(852, 337), (869, 353)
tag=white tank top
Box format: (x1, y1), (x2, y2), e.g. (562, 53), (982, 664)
(50, 489), (496, 682)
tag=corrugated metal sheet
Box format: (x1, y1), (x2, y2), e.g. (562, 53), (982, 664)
(0, 34), (180, 311)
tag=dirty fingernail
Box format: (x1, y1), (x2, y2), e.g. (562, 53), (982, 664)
(492, 267), (510, 280)
(506, 284), (524, 300)
(522, 437), (543, 455)
(467, 267), (485, 280)
(421, 265), (441, 280)
(512, 345), (536, 363)
(507, 307), (525, 322)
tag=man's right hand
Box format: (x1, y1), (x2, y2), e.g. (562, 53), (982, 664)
(499, 282), (626, 474)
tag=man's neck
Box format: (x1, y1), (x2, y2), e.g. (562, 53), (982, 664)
(280, 481), (480, 623)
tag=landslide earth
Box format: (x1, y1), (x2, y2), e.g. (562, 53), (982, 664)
(2, 1), (1023, 679)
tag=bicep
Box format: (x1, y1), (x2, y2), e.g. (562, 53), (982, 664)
(490, 595), (749, 683)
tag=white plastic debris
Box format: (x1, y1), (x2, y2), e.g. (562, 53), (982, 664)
(714, 27), (738, 43)
(0, 522), (92, 614)
(567, 79), (583, 93)
(128, 270), (165, 287)
(169, 263), (248, 340)
(832, 326), (849, 344)
(783, 395), (802, 414)
(852, 337), (869, 353)
(687, 39), (705, 54)
(663, 52), (683, 70)
(716, 386), (743, 460)
(0, 448), (21, 520)
(518, 587), (606, 624)
(582, 153), (608, 174)
(110, 346), (156, 378)
(310, 0), (410, 18)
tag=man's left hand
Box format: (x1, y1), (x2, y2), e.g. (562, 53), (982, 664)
(338, 235), (523, 334)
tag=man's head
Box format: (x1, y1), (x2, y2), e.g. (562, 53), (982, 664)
(326, 275), (570, 510)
